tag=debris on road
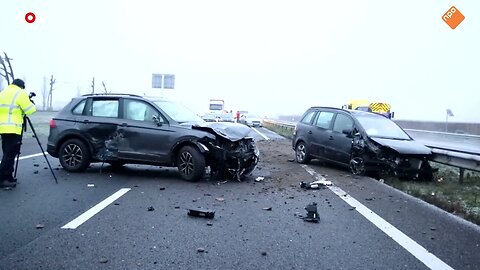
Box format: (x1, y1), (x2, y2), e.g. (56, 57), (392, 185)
(197, 248), (205, 253)
(187, 208), (215, 219)
(303, 203), (320, 223)
(300, 179), (332, 190)
(255, 177), (264, 182)
(379, 179), (385, 183)
(33, 170), (39, 174)
(87, 184), (95, 187)
(35, 224), (45, 229)
(207, 222), (213, 226)
(261, 251), (268, 256)
(147, 206), (155, 211)
(72, 198), (77, 202)
(99, 257), (108, 264)
(159, 187), (166, 191)
(263, 207), (272, 211)
(287, 158), (295, 162)
(215, 197), (225, 202)
(33, 164), (39, 167)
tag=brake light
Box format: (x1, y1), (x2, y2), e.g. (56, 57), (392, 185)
(49, 119), (57, 128)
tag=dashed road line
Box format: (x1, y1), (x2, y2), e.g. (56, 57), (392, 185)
(61, 188), (131, 229)
(15, 152), (49, 161)
(301, 165), (454, 270)
(252, 127), (270, 140)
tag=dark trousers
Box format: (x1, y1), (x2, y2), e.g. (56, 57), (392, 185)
(0, 134), (22, 181)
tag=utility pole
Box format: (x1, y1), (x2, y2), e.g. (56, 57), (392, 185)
(91, 77), (95, 94)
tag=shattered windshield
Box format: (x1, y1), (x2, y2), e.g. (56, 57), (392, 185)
(356, 114), (410, 140)
(154, 100), (205, 124)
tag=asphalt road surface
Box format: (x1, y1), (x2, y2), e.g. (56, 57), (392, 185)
(0, 128), (479, 270)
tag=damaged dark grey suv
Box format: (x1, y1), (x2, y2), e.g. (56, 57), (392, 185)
(47, 94), (259, 181)
(292, 107), (433, 180)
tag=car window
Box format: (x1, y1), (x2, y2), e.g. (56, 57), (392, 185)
(314, 111), (334, 129)
(153, 100), (204, 123)
(91, 99), (119, 118)
(124, 99), (160, 122)
(333, 114), (354, 133)
(300, 111), (315, 124)
(72, 100), (86, 115)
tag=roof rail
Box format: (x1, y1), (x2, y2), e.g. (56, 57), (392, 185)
(81, 93), (142, 98)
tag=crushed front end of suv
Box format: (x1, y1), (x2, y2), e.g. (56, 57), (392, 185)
(47, 94), (259, 181)
(292, 107), (433, 181)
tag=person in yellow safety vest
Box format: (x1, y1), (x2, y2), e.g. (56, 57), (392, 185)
(0, 79), (36, 188)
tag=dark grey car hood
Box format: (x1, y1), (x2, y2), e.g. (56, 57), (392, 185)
(191, 122), (252, 142)
(371, 137), (432, 155)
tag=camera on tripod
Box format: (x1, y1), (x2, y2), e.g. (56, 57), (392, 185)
(29, 92), (36, 104)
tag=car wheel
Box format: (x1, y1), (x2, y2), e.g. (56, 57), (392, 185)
(350, 156), (366, 175)
(177, 146), (206, 181)
(295, 142), (311, 164)
(418, 161), (434, 181)
(59, 138), (91, 172)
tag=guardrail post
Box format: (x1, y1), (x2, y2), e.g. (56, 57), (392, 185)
(459, 168), (465, 184)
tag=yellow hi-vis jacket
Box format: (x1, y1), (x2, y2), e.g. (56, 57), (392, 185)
(0, 84), (37, 135)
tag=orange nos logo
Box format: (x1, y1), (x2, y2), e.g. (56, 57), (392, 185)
(442, 6), (465, 29)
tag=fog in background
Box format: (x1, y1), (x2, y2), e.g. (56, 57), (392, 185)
(1, 0), (478, 122)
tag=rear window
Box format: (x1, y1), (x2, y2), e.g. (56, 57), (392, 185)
(72, 100), (86, 115)
(300, 111), (315, 124)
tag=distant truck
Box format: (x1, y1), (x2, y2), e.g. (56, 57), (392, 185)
(203, 99), (234, 122)
(342, 99), (394, 119)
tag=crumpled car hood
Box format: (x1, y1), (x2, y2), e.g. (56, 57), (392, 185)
(371, 137), (432, 155)
(192, 122), (252, 141)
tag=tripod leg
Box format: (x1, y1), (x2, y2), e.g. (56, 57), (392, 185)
(13, 120), (26, 181)
(25, 117), (58, 184)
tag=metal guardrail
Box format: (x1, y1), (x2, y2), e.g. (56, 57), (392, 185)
(263, 119), (480, 181)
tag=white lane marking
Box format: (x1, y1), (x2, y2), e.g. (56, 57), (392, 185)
(15, 152), (49, 161)
(252, 127), (270, 140)
(301, 165), (454, 270)
(61, 188), (131, 229)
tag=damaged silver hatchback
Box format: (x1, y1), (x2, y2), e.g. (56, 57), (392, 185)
(292, 107), (434, 181)
(47, 94), (259, 181)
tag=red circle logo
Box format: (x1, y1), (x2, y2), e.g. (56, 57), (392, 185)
(25, 12), (36, 23)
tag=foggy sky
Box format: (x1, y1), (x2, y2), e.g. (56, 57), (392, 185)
(1, 0), (478, 122)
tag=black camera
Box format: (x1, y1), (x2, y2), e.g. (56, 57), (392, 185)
(29, 92), (36, 99)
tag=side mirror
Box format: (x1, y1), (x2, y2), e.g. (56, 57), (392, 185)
(152, 115), (162, 126)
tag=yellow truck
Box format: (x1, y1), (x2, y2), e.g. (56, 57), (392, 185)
(342, 99), (394, 118)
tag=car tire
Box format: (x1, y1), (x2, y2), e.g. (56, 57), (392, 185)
(59, 138), (91, 172)
(418, 161), (434, 181)
(295, 141), (311, 164)
(177, 146), (206, 182)
(349, 156), (366, 176)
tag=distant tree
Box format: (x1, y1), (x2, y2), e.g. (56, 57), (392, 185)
(102, 81), (108, 93)
(47, 75), (56, 111)
(0, 52), (15, 85)
(41, 76), (48, 110)
(76, 86), (82, 97)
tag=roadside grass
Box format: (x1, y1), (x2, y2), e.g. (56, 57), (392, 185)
(24, 111), (57, 138)
(263, 121), (480, 225)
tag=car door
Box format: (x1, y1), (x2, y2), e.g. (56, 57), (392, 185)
(324, 113), (355, 164)
(116, 98), (175, 163)
(78, 97), (122, 159)
(310, 110), (335, 158)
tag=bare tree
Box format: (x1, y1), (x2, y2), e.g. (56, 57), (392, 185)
(47, 75), (56, 111)
(41, 76), (48, 110)
(0, 52), (15, 84)
(91, 77), (95, 94)
(76, 86), (82, 97)
(102, 81), (108, 93)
